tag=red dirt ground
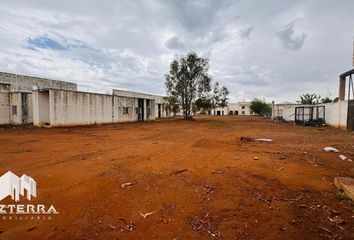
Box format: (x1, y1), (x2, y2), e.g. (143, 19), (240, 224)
(0, 116), (353, 240)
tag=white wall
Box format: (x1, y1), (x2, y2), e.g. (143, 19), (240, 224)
(115, 96), (137, 122)
(272, 104), (298, 122)
(0, 72), (77, 92)
(0, 84), (10, 125)
(9, 92), (21, 124)
(39, 91), (50, 125)
(272, 102), (349, 129)
(49, 89), (114, 126)
(324, 101), (348, 129)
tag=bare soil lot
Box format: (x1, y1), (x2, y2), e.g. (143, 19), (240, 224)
(0, 116), (353, 240)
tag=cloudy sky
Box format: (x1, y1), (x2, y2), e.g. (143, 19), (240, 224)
(0, 0), (353, 102)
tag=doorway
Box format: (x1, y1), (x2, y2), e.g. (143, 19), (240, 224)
(158, 104), (161, 118)
(138, 99), (144, 122)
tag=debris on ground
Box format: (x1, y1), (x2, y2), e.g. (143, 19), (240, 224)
(328, 216), (345, 230)
(324, 147), (339, 152)
(121, 182), (134, 188)
(334, 177), (354, 200)
(210, 170), (224, 174)
(189, 215), (221, 238)
(318, 226), (339, 239)
(27, 226), (37, 232)
(339, 154), (352, 162)
(139, 211), (157, 219)
(240, 136), (272, 142)
(240, 136), (253, 141)
(117, 217), (134, 232)
(170, 169), (188, 175)
(108, 224), (116, 230)
(255, 138), (273, 142)
(253, 157), (259, 160)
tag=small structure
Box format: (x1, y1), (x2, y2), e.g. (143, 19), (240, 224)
(294, 105), (325, 126)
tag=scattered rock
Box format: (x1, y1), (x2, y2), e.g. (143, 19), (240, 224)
(324, 147), (339, 152)
(253, 157), (259, 160)
(255, 138), (273, 142)
(121, 182), (134, 189)
(339, 155), (347, 161)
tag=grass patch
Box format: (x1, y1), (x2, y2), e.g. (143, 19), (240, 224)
(336, 188), (352, 201)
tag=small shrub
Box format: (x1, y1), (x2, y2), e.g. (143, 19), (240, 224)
(336, 188), (351, 201)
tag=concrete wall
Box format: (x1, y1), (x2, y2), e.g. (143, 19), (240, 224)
(272, 104), (299, 122)
(113, 89), (155, 100)
(115, 96), (137, 122)
(33, 90), (50, 126)
(0, 84), (10, 125)
(49, 89), (114, 127)
(324, 101), (348, 129)
(0, 72), (77, 92)
(9, 92), (21, 124)
(272, 101), (349, 129)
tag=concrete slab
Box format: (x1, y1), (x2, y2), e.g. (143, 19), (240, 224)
(334, 177), (354, 200)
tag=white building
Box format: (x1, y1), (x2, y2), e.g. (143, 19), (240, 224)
(0, 71), (172, 127)
(207, 102), (255, 116)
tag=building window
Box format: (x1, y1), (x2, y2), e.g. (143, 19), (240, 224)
(12, 105), (17, 115)
(136, 107), (139, 114)
(123, 107), (129, 115)
(242, 111), (245, 115)
(241, 106), (245, 109)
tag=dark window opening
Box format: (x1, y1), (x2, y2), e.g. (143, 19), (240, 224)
(12, 105), (17, 115)
(123, 107), (129, 114)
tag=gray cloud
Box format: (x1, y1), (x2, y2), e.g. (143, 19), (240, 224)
(0, 0), (353, 102)
(276, 21), (308, 51)
(165, 37), (185, 50)
(240, 27), (254, 39)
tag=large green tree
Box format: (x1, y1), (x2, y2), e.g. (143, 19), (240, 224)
(165, 52), (228, 118)
(250, 98), (271, 116)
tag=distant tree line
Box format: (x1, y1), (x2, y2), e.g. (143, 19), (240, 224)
(297, 93), (333, 104)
